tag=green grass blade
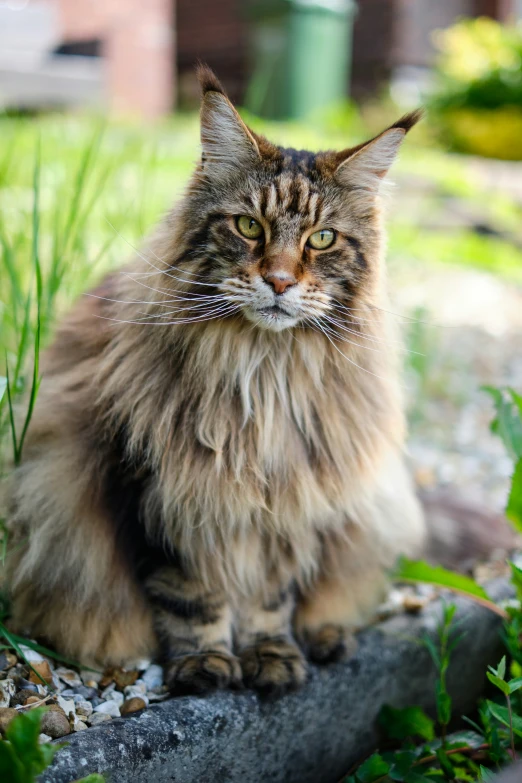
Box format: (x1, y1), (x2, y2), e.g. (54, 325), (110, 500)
(395, 558), (507, 618)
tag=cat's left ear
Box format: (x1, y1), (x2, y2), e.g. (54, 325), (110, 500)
(334, 110), (423, 193)
(197, 64), (261, 176)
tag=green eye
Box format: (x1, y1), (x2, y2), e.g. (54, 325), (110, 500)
(236, 215), (263, 240)
(308, 228), (335, 250)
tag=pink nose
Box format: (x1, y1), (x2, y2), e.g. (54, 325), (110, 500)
(263, 273), (296, 295)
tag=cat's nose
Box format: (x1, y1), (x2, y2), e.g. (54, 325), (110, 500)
(263, 273), (296, 295)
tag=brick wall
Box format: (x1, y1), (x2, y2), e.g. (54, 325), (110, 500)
(56, 0), (175, 118)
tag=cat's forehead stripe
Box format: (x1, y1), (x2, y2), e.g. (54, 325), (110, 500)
(259, 174), (320, 224)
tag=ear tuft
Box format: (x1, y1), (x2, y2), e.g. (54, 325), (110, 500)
(196, 63), (227, 97)
(198, 64), (260, 177)
(388, 108), (424, 134)
(335, 109), (423, 193)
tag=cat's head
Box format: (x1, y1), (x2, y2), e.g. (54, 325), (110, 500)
(176, 66), (421, 334)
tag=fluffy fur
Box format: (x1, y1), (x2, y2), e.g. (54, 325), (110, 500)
(7, 67), (425, 695)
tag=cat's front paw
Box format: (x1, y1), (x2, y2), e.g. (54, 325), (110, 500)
(240, 638), (308, 697)
(166, 651), (242, 696)
(301, 623), (357, 664)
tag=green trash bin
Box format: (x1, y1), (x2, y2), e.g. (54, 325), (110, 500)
(245, 0), (357, 120)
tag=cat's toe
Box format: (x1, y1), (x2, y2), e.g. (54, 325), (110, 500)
(240, 639), (308, 697)
(303, 623), (357, 664)
(166, 651), (242, 696)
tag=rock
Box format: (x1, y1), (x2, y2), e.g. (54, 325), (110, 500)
(55, 667), (82, 689)
(146, 690), (169, 703)
(90, 697), (104, 708)
(16, 678), (39, 693)
(87, 712), (112, 726)
(38, 580), (512, 783)
(109, 690), (124, 708)
(120, 697), (147, 715)
(113, 668), (139, 690)
(40, 710), (71, 739)
(124, 679), (146, 697)
(24, 695), (41, 706)
(71, 714), (88, 732)
(80, 668), (103, 687)
(29, 661), (54, 686)
(129, 658), (151, 672)
(73, 685), (98, 701)
(0, 679), (15, 708)
(57, 696), (76, 717)
(141, 664), (163, 691)
(100, 683), (116, 700)
(124, 686), (149, 704)
(0, 707), (19, 734)
(93, 700), (120, 718)
(0, 652), (17, 671)
(74, 698), (93, 718)
(19, 646), (44, 664)
(10, 688), (36, 708)
(39, 733), (53, 744)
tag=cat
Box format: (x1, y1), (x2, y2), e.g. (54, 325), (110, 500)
(7, 66), (425, 696)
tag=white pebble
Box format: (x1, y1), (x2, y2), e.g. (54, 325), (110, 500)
(124, 686), (149, 704)
(110, 690), (124, 707)
(142, 664), (163, 690)
(55, 667), (82, 689)
(124, 679), (146, 697)
(72, 715), (88, 732)
(74, 698), (93, 718)
(80, 668), (103, 686)
(101, 684), (116, 700)
(129, 658), (151, 672)
(57, 696), (76, 716)
(19, 646), (44, 664)
(94, 700), (120, 717)
(38, 733), (53, 744)
(0, 679), (15, 708)
(88, 712), (112, 726)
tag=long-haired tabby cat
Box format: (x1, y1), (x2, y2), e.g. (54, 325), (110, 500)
(7, 67), (425, 696)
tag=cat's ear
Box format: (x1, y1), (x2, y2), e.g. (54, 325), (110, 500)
(335, 110), (423, 193)
(197, 64), (260, 175)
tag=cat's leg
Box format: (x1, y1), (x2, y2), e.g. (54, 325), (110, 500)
(296, 453), (426, 663)
(145, 565), (241, 695)
(294, 558), (387, 664)
(235, 582), (307, 696)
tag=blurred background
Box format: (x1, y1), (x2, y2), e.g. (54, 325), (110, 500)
(1, 0), (522, 526)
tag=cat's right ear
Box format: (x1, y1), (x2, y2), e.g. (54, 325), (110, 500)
(197, 64), (261, 176)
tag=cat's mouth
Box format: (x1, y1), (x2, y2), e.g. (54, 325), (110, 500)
(245, 303), (299, 332)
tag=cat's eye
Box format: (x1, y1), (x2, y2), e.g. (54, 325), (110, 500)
(236, 215), (263, 240)
(307, 228), (335, 250)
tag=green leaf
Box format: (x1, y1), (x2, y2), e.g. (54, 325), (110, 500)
(74, 776), (106, 783)
(483, 386), (522, 460)
(507, 458), (522, 532)
(507, 675), (522, 693)
(395, 559), (502, 616)
(356, 754), (390, 782)
(486, 672), (510, 695)
(486, 700), (522, 737)
(0, 740), (25, 783)
(436, 685), (452, 726)
(379, 705), (435, 742)
(479, 767), (497, 782)
(435, 748), (455, 779)
(6, 707), (55, 777)
(0, 376), (6, 405)
(497, 656), (506, 680)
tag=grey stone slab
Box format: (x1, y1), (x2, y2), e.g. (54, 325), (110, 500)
(39, 582), (510, 783)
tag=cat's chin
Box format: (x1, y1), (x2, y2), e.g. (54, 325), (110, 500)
(242, 306), (299, 332)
